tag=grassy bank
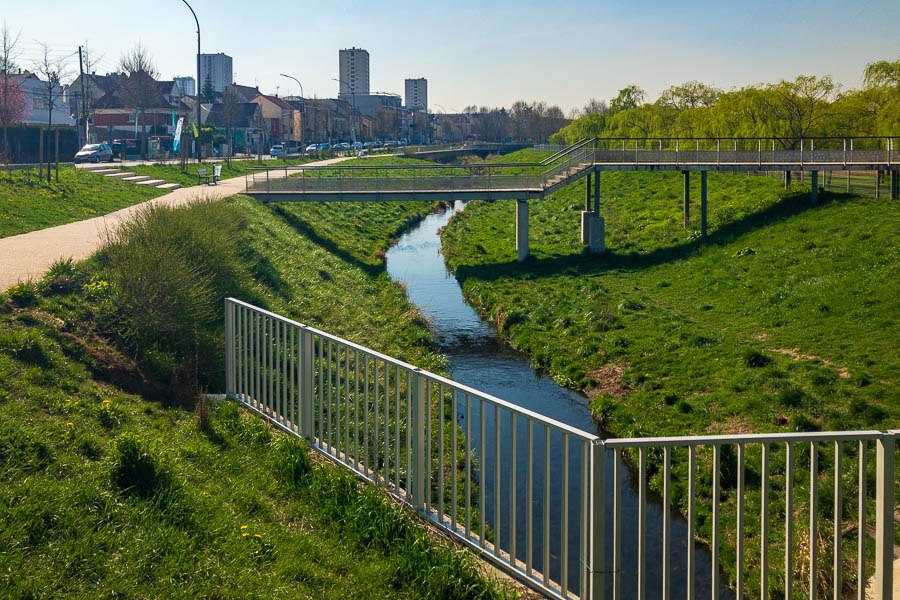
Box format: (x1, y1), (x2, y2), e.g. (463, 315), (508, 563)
(441, 149), (899, 596)
(0, 165), (164, 238)
(128, 157), (315, 188)
(0, 178), (511, 597)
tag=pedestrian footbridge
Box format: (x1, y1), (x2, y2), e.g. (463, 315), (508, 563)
(243, 137), (900, 260)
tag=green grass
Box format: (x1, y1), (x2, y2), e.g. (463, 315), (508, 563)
(0, 165), (164, 238)
(441, 149), (900, 596)
(0, 188), (512, 598)
(128, 157), (315, 188)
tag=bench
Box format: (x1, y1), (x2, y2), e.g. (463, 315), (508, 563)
(197, 168), (212, 185)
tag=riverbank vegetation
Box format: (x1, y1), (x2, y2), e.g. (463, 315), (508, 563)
(552, 59), (900, 143)
(0, 164), (164, 238)
(0, 170), (512, 597)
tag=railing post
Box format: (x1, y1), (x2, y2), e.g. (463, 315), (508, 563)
(874, 431), (896, 600)
(591, 440), (606, 600)
(413, 370), (427, 510)
(225, 298), (234, 397)
(301, 328), (314, 440)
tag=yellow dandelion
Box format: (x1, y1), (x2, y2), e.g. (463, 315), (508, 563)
(102, 399), (111, 405)
(240, 525), (248, 530)
(242, 533), (249, 537)
(254, 534), (262, 539)
(66, 422), (73, 428)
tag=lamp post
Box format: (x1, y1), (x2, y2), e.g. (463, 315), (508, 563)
(181, 0), (201, 161)
(332, 77), (357, 143)
(280, 74), (304, 151)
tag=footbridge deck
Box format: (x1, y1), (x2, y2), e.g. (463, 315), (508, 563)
(243, 137), (899, 260)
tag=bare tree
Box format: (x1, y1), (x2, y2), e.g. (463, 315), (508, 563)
(118, 42), (160, 159)
(1, 22), (21, 161)
(577, 98), (608, 118)
(220, 88), (243, 166)
(32, 41), (71, 181)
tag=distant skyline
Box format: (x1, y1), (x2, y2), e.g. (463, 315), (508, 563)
(5, 0), (900, 113)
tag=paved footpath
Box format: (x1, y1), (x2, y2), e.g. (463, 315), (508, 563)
(1, 156), (352, 290)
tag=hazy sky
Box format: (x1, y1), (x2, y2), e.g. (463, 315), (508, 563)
(6, 0), (899, 113)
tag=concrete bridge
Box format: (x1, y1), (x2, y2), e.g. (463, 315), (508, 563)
(244, 137), (900, 260)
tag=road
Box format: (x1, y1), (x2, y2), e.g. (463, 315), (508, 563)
(1, 156), (354, 290)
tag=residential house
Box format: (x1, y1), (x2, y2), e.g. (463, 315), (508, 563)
(6, 71), (75, 127)
(224, 83), (261, 103)
(68, 72), (118, 117)
(205, 101), (262, 154)
(250, 93), (300, 146)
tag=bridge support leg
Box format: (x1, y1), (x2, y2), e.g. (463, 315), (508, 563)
(587, 214), (605, 254)
(683, 171), (690, 228)
(516, 199), (529, 262)
(784, 170), (791, 191)
(891, 170), (899, 200)
(585, 172), (592, 211)
(811, 170), (818, 204)
(594, 169), (600, 213)
(582, 173), (592, 244)
(875, 171), (880, 199)
(700, 171), (707, 238)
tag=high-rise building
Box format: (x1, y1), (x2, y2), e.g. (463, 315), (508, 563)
(173, 76), (196, 96)
(199, 53), (233, 94)
(338, 48), (369, 99)
(405, 78), (427, 112)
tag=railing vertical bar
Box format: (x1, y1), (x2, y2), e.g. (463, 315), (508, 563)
(638, 446), (646, 600)
(439, 383), (445, 523)
(614, 447), (622, 600)
(345, 347), (351, 461)
(290, 324), (295, 431)
(317, 335), (323, 445)
(277, 320), (282, 422)
(761, 443), (770, 599)
(562, 432), (570, 597)
(425, 379), (432, 508)
(252, 312), (258, 407)
(451, 388), (458, 530)
(857, 441), (866, 600)
(510, 412), (517, 570)
(811, 441), (818, 600)
(374, 360), (381, 481)
(833, 441), (842, 600)
(663, 446), (671, 600)
(786, 442), (795, 600)
(328, 340), (334, 452)
(544, 424), (551, 588)
(580, 440), (588, 600)
(712, 444), (720, 600)
(737, 443), (745, 599)
(395, 365), (400, 492)
(383, 362), (390, 487)
(335, 341), (341, 455)
(494, 403), (501, 558)
(363, 354), (369, 474)
(354, 350), (360, 468)
(481, 398), (487, 551)
(526, 419), (534, 579)
(406, 371), (412, 497)
(465, 393), (472, 538)
(266, 316), (272, 416)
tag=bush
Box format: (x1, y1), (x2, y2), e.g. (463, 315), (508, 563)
(41, 258), (86, 295)
(7, 282), (38, 307)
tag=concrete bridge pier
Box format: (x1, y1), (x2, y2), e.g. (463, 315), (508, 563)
(811, 170), (819, 204)
(784, 170), (792, 190)
(580, 170), (605, 253)
(582, 172), (593, 244)
(683, 171), (690, 227)
(516, 199), (529, 262)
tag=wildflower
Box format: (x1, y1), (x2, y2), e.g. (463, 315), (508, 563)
(102, 399), (111, 405)
(254, 534), (262, 539)
(66, 422), (73, 428)
(240, 525), (248, 530)
(242, 533), (249, 537)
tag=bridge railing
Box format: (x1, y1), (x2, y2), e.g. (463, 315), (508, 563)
(224, 299), (897, 600)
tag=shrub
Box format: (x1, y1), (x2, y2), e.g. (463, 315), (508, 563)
(41, 257), (86, 295)
(8, 282), (38, 307)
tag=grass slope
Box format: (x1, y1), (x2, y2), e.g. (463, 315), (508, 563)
(0, 166), (164, 238)
(0, 186), (509, 598)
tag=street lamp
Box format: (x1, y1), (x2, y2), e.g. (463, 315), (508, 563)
(280, 74), (304, 150)
(181, 0), (201, 160)
(332, 77), (357, 143)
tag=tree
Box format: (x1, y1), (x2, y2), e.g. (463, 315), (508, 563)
(658, 81), (721, 110)
(118, 42), (160, 160)
(201, 73), (216, 103)
(220, 89), (243, 165)
(609, 84), (646, 114)
(1, 21), (21, 161)
(32, 41), (70, 181)
(863, 59), (900, 89)
(575, 98), (608, 119)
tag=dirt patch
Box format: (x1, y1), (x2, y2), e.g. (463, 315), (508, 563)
(586, 363), (631, 398)
(752, 333), (770, 341)
(706, 416), (755, 435)
(771, 347), (850, 378)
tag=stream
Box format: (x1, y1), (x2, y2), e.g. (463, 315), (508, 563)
(385, 201), (731, 599)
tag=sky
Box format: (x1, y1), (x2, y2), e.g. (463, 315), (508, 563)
(4, 0), (899, 113)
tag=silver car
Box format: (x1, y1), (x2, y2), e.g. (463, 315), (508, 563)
(74, 144), (113, 163)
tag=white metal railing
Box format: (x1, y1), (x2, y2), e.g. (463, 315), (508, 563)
(224, 298), (897, 600)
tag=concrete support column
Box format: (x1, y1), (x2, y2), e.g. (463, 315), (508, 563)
(593, 169), (600, 213)
(683, 171), (690, 228)
(811, 170), (818, 204)
(784, 170), (791, 190)
(585, 172), (592, 211)
(581, 211), (591, 245)
(516, 199), (529, 262)
(587, 214), (605, 254)
(700, 170), (708, 238)
(875, 170), (880, 199)
(891, 170), (899, 200)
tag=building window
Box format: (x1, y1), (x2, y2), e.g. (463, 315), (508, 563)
(33, 97), (49, 110)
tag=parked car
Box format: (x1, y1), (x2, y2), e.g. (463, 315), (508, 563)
(317, 143), (331, 151)
(110, 139), (138, 159)
(269, 144), (284, 157)
(351, 141), (364, 150)
(305, 143), (319, 154)
(363, 141), (377, 149)
(74, 143), (113, 163)
(385, 140), (397, 147)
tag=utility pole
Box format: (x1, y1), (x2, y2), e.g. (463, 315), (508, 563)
(78, 46), (87, 147)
